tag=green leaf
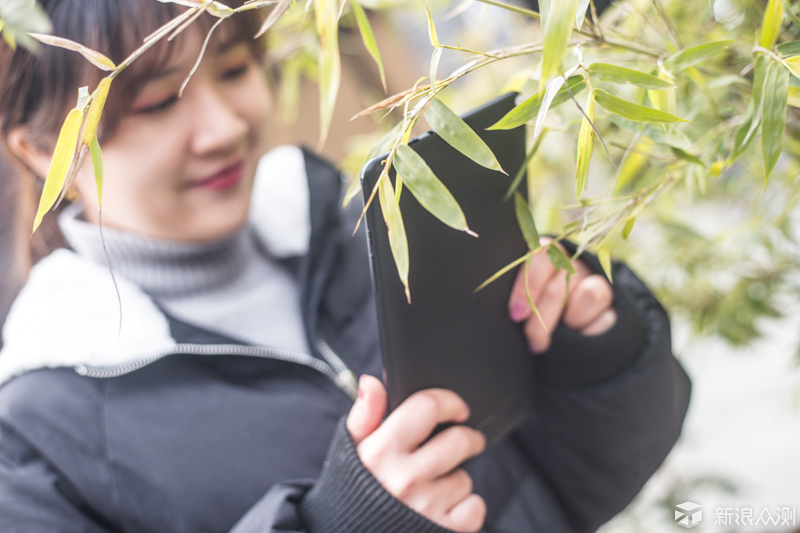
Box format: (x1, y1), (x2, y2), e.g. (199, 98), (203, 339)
(488, 75), (587, 130)
(474, 253), (529, 293)
(523, 255), (546, 330)
(546, 244), (576, 275)
(597, 244), (612, 282)
(540, 0), (579, 86)
(730, 55), (769, 162)
(394, 144), (473, 233)
(316, 0), (341, 148)
(761, 60), (790, 184)
(514, 192), (540, 249)
(33, 107), (84, 233)
(588, 63), (675, 90)
(671, 146), (705, 167)
(786, 0), (800, 28)
(429, 46), (442, 90)
(426, 98), (505, 173)
(575, 91), (595, 199)
(29, 33), (116, 71)
(378, 175), (411, 302)
(776, 41), (800, 57)
(662, 40), (735, 75)
(594, 89), (690, 123)
(575, 0), (590, 29)
(622, 217), (635, 239)
(351, 1), (386, 91)
(785, 55), (800, 79)
(760, 0), (784, 50)
(89, 137), (104, 207)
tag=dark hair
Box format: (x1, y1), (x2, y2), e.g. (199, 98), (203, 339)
(0, 0), (265, 277)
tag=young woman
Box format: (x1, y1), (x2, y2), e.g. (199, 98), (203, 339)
(0, 1), (691, 532)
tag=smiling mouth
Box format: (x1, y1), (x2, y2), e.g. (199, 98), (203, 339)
(191, 161), (245, 191)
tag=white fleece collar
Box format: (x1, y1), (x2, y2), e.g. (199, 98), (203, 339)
(0, 145), (312, 387)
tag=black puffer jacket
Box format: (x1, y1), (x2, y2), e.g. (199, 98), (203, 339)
(0, 148), (690, 533)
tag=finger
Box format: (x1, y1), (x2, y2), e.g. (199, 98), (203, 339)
(442, 493), (487, 533)
(411, 425), (485, 480)
(347, 375), (387, 446)
(508, 243), (556, 323)
(405, 469), (474, 519)
(523, 268), (569, 353)
(580, 308), (618, 336)
(379, 389), (470, 451)
(563, 274), (614, 330)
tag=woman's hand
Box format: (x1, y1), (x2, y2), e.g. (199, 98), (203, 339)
(347, 375), (487, 533)
(508, 237), (617, 353)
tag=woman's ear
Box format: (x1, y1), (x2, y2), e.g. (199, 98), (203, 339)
(5, 127), (52, 181)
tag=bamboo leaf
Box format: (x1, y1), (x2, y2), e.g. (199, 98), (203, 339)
(546, 244), (576, 275)
(662, 40), (735, 75)
(255, 0), (292, 38)
(366, 121), (404, 162)
(422, 2), (439, 47)
(488, 75), (586, 130)
(588, 63), (675, 90)
(81, 78), (112, 146)
(597, 244), (612, 282)
(474, 253), (529, 293)
(761, 60), (790, 184)
(394, 144), (474, 234)
(316, 0), (341, 148)
(786, 55), (800, 79)
(575, 91), (595, 199)
(760, 0), (784, 50)
(730, 55), (769, 162)
(786, 0), (800, 28)
(426, 98), (505, 173)
(514, 192), (540, 249)
(594, 89), (690, 123)
(540, 0), (579, 86)
(89, 137), (104, 207)
(378, 176), (411, 302)
(622, 217), (635, 239)
(33, 107), (84, 233)
(29, 33), (116, 71)
(776, 41), (800, 57)
(575, 0), (591, 29)
(535, 74), (566, 138)
(430, 46), (442, 89)
(351, 1), (386, 91)
(789, 85), (800, 107)
(523, 256), (546, 330)
(671, 146), (705, 167)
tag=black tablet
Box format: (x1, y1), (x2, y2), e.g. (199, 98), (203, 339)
(361, 92), (533, 446)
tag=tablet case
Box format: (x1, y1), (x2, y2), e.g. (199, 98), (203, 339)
(361, 92), (532, 446)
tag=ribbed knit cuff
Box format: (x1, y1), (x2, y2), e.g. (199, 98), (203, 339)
(533, 241), (647, 389)
(299, 418), (455, 533)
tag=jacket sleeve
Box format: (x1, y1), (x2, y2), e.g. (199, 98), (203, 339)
(0, 421), (114, 533)
(230, 417), (455, 533)
(510, 249), (692, 533)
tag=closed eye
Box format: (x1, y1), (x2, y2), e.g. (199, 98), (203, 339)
(221, 64), (249, 81)
(135, 95), (178, 115)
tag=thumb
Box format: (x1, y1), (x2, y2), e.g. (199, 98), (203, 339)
(346, 374), (387, 446)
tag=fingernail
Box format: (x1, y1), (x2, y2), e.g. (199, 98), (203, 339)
(357, 376), (365, 399)
(509, 302), (527, 322)
(529, 341), (545, 354)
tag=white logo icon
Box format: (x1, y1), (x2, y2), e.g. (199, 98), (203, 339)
(675, 502), (703, 528)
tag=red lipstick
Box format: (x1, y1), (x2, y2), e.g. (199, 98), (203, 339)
(193, 161), (244, 190)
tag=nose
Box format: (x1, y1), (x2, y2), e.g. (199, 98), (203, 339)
(190, 83), (249, 157)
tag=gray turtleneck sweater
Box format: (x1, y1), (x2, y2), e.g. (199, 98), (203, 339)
(58, 203), (310, 354)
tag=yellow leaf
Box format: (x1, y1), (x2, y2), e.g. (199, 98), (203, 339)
(89, 137), (104, 207)
(575, 91), (595, 199)
(786, 55), (800, 79)
(33, 108), (85, 233)
(81, 78), (112, 146)
(315, 0), (341, 148)
(421, 2), (439, 47)
(597, 244), (612, 282)
(788, 85), (800, 107)
(760, 0), (784, 50)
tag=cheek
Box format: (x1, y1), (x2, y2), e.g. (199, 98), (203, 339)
(235, 71), (272, 137)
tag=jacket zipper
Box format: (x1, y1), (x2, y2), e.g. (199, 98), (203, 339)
(74, 341), (359, 401)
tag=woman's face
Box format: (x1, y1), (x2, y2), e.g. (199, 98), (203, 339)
(72, 30), (272, 242)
